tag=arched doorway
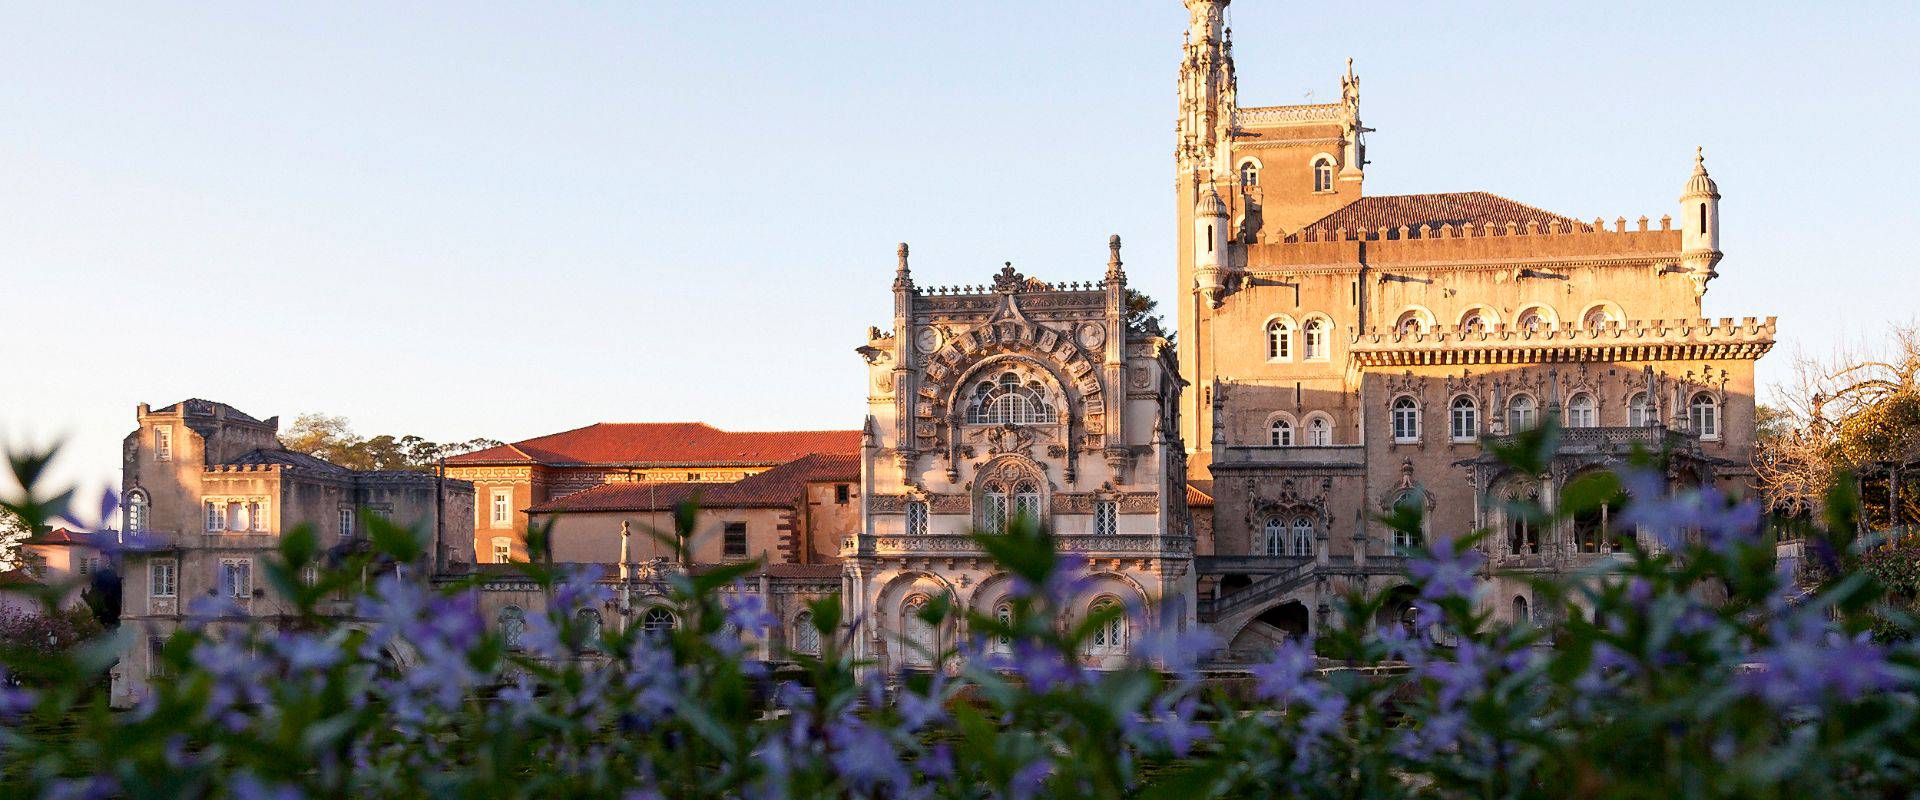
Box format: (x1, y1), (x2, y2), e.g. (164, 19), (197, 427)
(1228, 600), (1311, 654)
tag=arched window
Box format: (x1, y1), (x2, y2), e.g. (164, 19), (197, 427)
(1266, 318), (1292, 361)
(1088, 597), (1127, 655)
(1013, 482), (1042, 521)
(643, 607), (678, 639)
(1306, 416), (1331, 446)
(1516, 308), (1548, 333)
(1450, 396), (1479, 441)
(1312, 157), (1334, 192)
(1391, 396), (1420, 443)
(1389, 493), (1425, 554)
(965, 371), (1056, 425)
(125, 489), (150, 533)
(1582, 306), (1615, 329)
(1260, 517), (1286, 556)
(1303, 318), (1328, 360)
(1239, 160), (1260, 188)
(1628, 392), (1654, 427)
(1269, 418), (1294, 447)
(1460, 310), (1489, 335)
(498, 606), (527, 650)
(1567, 393), (1597, 428)
(1395, 311), (1426, 336)
(1505, 482), (1540, 555)
(1291, 515), (1315, 556)
(792, 611), (821, 655)
(577, 608), (604, 651)
(901, 595), (936, 668)
(1512, 595), (1530, 626)
(993, 602), (1014, 654)
(1508, 395), (1538, 432)
(1690, 393), (1719, 439)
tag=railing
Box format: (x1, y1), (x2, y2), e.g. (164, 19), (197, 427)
(1489, 425), (1698, 455)
(1199, 558), (1317, 622)
(1211, 445), (1366, 468)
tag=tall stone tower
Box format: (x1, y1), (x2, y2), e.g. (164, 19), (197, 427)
(1173, 0), (1236, 477)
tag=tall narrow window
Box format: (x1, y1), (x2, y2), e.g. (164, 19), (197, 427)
(340, 508), (355, 539)
(1307, 416), (1331, 446)
(1094, 499), (1117, 537)
(246, 501), (266, 532)
(1699, 203), (1708, 234)
(126, 490), (149, 533)
(724, 522), (748, 558)
(218, 558), (252, 599)
(154, 426), (172, 462)
(1088, 598), (1126, 655)
(491, 537), (512, 564)
(1567, 394), (1597, 428)
(1303, 319), (1327, 360)
(205, 501), (227, 532)
(1013, 483), (1041, 521)
(1266, 319), (1292, 361)
(1690, 393), (1719, 439)
(1391, 396), (1420, 443)
(499, 606), (527, 649)
(577, 609), (604, 650)
(1269, 418), (1294, 447)
(1291, 516), (1315, 556)
(1312, 157), (1334, 192)
(792, 611), (821, 655)
(1450, 396), (1479, 441)
(1261, 517), (1286, 556)
(1505, 485), (1540, 555)
(150, 559), (177, 598)
(1628, 392), (1654, 427)
(834, 484), (850, 504)
(984, 490), (1010, 532)
(1512, 595), (1531, 625)
(902, 596), (935, 668)
(1508, 395), (1538, 432)
(993, 602), (1014, 654)
(1239, 160), (1259, 187)
(490, 489), (512, 528)
(906, 500), (928, 536)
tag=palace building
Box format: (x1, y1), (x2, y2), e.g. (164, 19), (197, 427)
(1171, 0), (1772, 652)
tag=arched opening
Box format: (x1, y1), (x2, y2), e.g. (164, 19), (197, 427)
(1239, 160), (1260, 188)
(1303, 318), (1327, 360)
(1265, 318), (1292, 361)
(1312, 157), (1334, 192)
(642, 607), (678, 640)
(1086, 597), (1127, 656)
(1567, 393), (1597, 428)
(966, 370), (1057, 425)
(1259, 517), (1286, 556)
(791, 610), (821, 655)
(1257, 601), (1311, 640)
(901, 595), (937, 668)
(1269, 418), (1294, 447)
(1450, 396), (1478, 441)
(1689, 393), (1719, 439)
(1512, 595), (1531, 626)
(1375, 585), (1421, 633)
(1508, 395), (1538, 432)
(1392, 396), (1421, 442)
(1628, 392), (1654, 427)
(1306, 415), (1331, 446)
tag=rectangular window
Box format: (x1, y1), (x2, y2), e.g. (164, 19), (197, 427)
(218, 558), (252, 600)
(491, 537), (512, 564)
(155, 426), (172, 462)
(340, 508), (355, 539)
(150, 559), (177, 598)
(205, 501), (227, 532)
(723, 522), (748, 558)
(78, 557), (94, 577)
(246, 501), (266, 532)
(149, 636), (168, 677)
(489, 489), (512, 528)
(906, 501), (928, 536)
(834, 484), (851, 505)
(1094, 500), (1117, 537)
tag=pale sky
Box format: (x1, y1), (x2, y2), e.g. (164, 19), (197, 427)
(4, 1), (1917, 506)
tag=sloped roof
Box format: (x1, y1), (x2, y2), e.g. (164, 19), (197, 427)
(226, 448), (350, 473)
(153, 398), (262, 423)
(1292, 192), (1580, 240)
(526, 481), (706, 514)
(446, 422), (861, 467)
(1186, 481), (1214, 508)
(22, 528), (88, 547)
(528, 453), (860, 514)
(0, 569), (39, 587)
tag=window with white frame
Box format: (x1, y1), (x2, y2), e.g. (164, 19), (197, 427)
(1628, 392), (1654, 427)
(1087, 597), (1126, 655)
(993, 602), (1013, 654)
(499, 606), (527, 649)
(1508, 395), (1538, 432)
(965, 370), (1056, 425)
(340, 507), (355, 539)
(155, 426), (172, 462)
(1312, 157), (1334, 192)
(1239, 160), (1259, 188)
(1260, 517), (1286, 556)
(1395, 311), (1426, 336)
(1391, 396), (1420, 443)
(1567, 393), (1597, 428)
(901, 595), (936, 667)
(642, 607), (677, 639)
(491, 537), (512, 564)
(1290, 515), (1315, 556)
(150, 559), (177, 598)
(246, 500), (267, 532)
(1094, 500), (1117, 537)
(1460, 310), (1489, 335)
(1307, 416), (1331, 446)
(1013, 484), (1041, 521)
(77, 556), (97, 577)
(1450, 396), (1479, 441)
(1303, 318), (1328, 360)
(1690, 393), (1720, 439)
(1269, 418), (1294, 447)
(490, 489), (512, 528)
(218, 558), (252, 600)
(1516, 309), (1548, 333)
(906, 500), (928, 536)
(205, 501), (227, 532)
(1266, 318), (1292, 361)
(126, 490), (150, 533)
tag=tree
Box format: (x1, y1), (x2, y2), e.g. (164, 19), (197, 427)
(280, 414), (500, 473)
(0, 508), (29, 572)
(1124, 289), (1171, 344)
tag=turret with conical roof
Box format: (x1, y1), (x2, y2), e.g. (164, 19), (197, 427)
(1679, 147), (1723, 296)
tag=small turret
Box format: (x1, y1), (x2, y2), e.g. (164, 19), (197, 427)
(1679, 147), (1722, 296)
(1194, 185), (1231, 307)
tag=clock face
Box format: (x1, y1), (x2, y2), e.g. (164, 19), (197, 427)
(915, 326), (941, 354)
(1077, 323), (1106, 350)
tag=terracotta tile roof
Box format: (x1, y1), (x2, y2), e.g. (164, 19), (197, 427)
(22, 528), (88, 546)
(528, 453), (860, 514)
(1291, 192), (1581, 241)
(0, 569), (39, 587)
(446, 423), (860, 467)
(1186, 482), (1214, 508)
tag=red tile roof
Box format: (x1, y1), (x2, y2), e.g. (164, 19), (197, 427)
(1186, 482), (1214, 508)
(1290, 192), (1580, 241)
(527, 453), (860, 514)
(446, 423), (860, 467)
(0, 569), (39, 587)
(22, 528), (88, 546)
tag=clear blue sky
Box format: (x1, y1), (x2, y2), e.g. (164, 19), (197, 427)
(5, 1), (1917, 505)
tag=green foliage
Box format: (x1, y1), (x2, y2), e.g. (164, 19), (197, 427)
(279, 413), (500, 472)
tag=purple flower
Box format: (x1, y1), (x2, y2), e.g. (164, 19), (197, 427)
(230, 772), (302, 800)
(0, 667), (34, 719)
(1616, 469), (1761, 553)
(1128, 694), (1208, 757)
(552, 566), (613, 615)
(827, 715), (908, 793)
(1250, 636), (1318, 705)
(1007, 759), (1053, 800)
(917, 743), (956, 779)
(1007, 555), (1090, 606)
(271, 631), (341, 673)
(1008, 640), (1080, 692)
(1743, 609), (1902, 708)
(1406, 536), (1483, 601)
(723, 589), (776, 635)
(1130, 613), (1220, 680)
(895, 671), (948, 731)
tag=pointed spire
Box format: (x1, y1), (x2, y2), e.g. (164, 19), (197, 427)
(1106, 234), (1125, 283)
(893, 242), (913, 291)
(1682, 146), (1720, 199)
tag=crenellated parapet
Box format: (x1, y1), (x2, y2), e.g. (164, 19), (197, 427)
(1348, 316), (1776, 366)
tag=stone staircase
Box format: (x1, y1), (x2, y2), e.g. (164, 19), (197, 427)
(1197, 559), (1317, 623)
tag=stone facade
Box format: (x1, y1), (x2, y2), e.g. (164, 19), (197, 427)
(111, 399), (474, 706)
(848, 241), (1194, 671)
(1171, 0), (1773, 655)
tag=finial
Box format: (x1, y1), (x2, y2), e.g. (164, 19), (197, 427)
(897, 242), (910, 271)
(1106, 234), (1125, 282)
(892, 242), (913, 291)
(1693, 146), (1707, 173)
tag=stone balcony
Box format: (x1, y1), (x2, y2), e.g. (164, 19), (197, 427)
(1489, 425), (1700, 457)
(1210, 444), (1366, 470)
